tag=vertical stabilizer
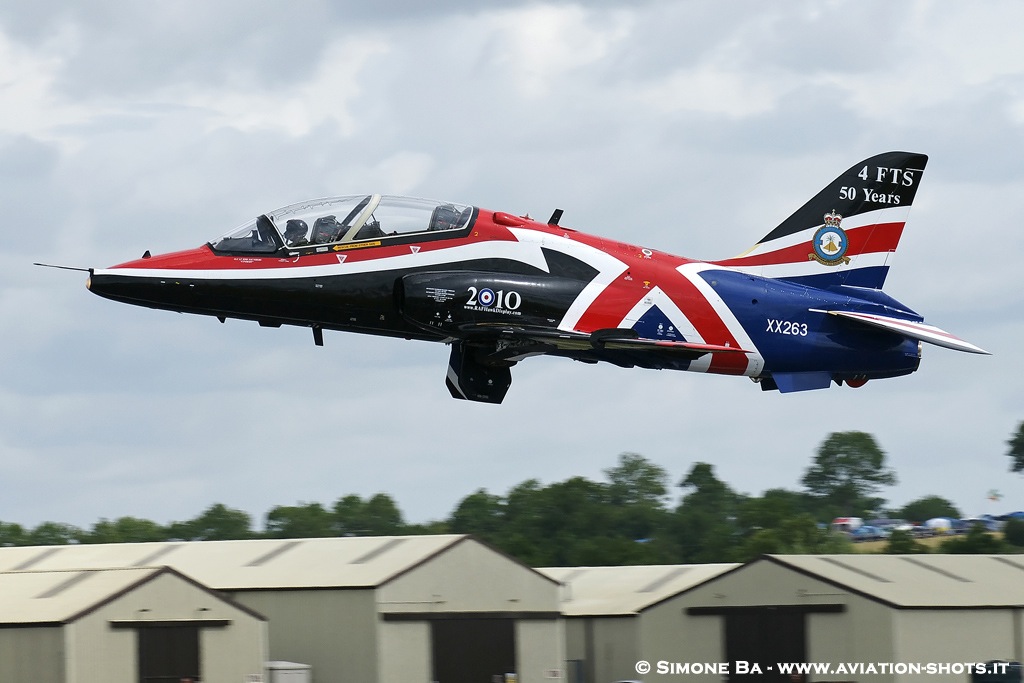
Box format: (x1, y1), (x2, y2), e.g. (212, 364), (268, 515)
(714, 151), (928, 290)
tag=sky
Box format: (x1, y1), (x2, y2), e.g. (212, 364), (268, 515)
(2, 1), (1023, 531)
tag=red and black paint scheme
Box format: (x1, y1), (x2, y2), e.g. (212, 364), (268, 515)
(83, 152), (987, 403)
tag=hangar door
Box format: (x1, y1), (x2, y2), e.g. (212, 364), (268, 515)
(687, 604), (844, 683)
(431, 617), (516, 683)
(137, 625), (200, 682)
(724, 608), (804, 683)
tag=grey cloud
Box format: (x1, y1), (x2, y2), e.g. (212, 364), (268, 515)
(1, 0), (1021, 530)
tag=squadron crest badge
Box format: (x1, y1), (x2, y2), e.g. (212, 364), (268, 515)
(810, 210), (851, 265)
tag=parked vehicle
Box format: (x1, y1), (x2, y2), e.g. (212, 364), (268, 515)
(851, 525), (889, 542)
(831, 517), (863, 533)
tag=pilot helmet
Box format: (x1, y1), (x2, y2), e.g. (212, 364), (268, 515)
(432, 204), (460, 231)
(312, 215), (339, 242)
(284, 219), (308, 242)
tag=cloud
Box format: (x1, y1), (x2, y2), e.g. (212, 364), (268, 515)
(159, 38), (390, 138)
(1, 1), (1022, 530)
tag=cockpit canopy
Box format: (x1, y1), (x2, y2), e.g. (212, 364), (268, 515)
(210, 194), (475, 254)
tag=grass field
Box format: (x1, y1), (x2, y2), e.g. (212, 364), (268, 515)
(852, 533), (1008, 553)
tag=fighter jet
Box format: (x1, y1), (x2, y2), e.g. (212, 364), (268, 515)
(80, 152), (986, 403)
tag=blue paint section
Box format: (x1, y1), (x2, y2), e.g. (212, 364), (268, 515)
(631, 305), (692, 371)
(631, 305), (686, 341)
(700, 270), (921, 381)
(777, 265), (890, 291)
(772, 372), (833, 393)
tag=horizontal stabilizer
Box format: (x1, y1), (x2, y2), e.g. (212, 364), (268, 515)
(815, 310), (989, 354)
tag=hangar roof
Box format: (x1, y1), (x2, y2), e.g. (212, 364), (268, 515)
(540, 564), (738, 616)
(764, 554), (1024, 609)
(0, 535), (501, 591)
(0, 566), (254, 625)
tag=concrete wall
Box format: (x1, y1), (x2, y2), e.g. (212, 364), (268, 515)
(893, 610), (1021, 683)
(0, 626), (64, 683)
(376, 538), (563, 682)
(70, 571), (267, 683)
(516, 618), (566, 683)
(377, 538), (559, 615)
(378, 620), (431, 683)
(234, 588), (379, 683)
(636, 561), (1024, 683)
(642, 599), (720, 681)
(562, 617), (586, 677)
(807, 597), (896, 682)
(640, 561), (901, 683)
(562, 616), (645, 683)
(374, 618), (563, 683)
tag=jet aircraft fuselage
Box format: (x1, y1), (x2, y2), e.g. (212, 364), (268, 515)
(85, 153), (986, 403)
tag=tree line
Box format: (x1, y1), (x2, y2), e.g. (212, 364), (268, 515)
(3, 427), (1024, 565)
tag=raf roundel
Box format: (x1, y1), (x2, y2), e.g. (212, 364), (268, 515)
(810, 210), (850, 266)
(477, 288), (496, 307)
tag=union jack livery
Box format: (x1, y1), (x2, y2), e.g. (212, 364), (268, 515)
(81, 152), (987, 403)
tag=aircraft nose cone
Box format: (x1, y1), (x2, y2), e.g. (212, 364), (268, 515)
(86, 270), (120, 303)
(87, 268), (206, 316)
(86, 269), (149, 305)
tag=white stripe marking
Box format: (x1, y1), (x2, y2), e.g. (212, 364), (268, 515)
(735, 205), (911, 257)
(677, 263), (764, 376)
(98, 238), (552, 281)
(616, 286), (713, 372)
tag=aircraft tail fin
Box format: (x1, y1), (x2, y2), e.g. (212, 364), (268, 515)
(713, 151), (928, 290)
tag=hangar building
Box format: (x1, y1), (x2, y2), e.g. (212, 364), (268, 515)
(0, 535), (563, 683)
(0, 566), (267, 683)
(540, 564), (737, 683)
(657, 554), (1024, 683)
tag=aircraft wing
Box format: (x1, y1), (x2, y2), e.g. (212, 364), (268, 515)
(815, 310), (990, 354)
(456, 323), (751, 357)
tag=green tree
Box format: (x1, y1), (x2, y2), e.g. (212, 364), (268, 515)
(1008, 421), (1024, 473)
(169, 503), (253, 541)
(26, 521), (81, 546)
(741, 528), (785, 559)
(450, 489), (506, 542)
(403, 519), (449, 535)
(498, 479), (545, 563)
(898, 496), (961, 523)
(672, 463), (743, 563)
(737, 488), (812, 533)
(735, 511), (851, 561)
(333, 494), (367, 536)
(883, 529), (930, 554)
(801, 431), (896, 517)
(332, 493), (407, 536)
(0, 521), (27, 546)
(1002, 518), (1024, 547)
(362, 493), (406, 535)
(265, 502), (335, 538)
(522, 476), (617, 565)
(604, 452), (669, 507)
(604, 452), (671, 542)
(83, 517), (168, 544)
(447, 458), (677, 566)
(939, 524), (1008, 554)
